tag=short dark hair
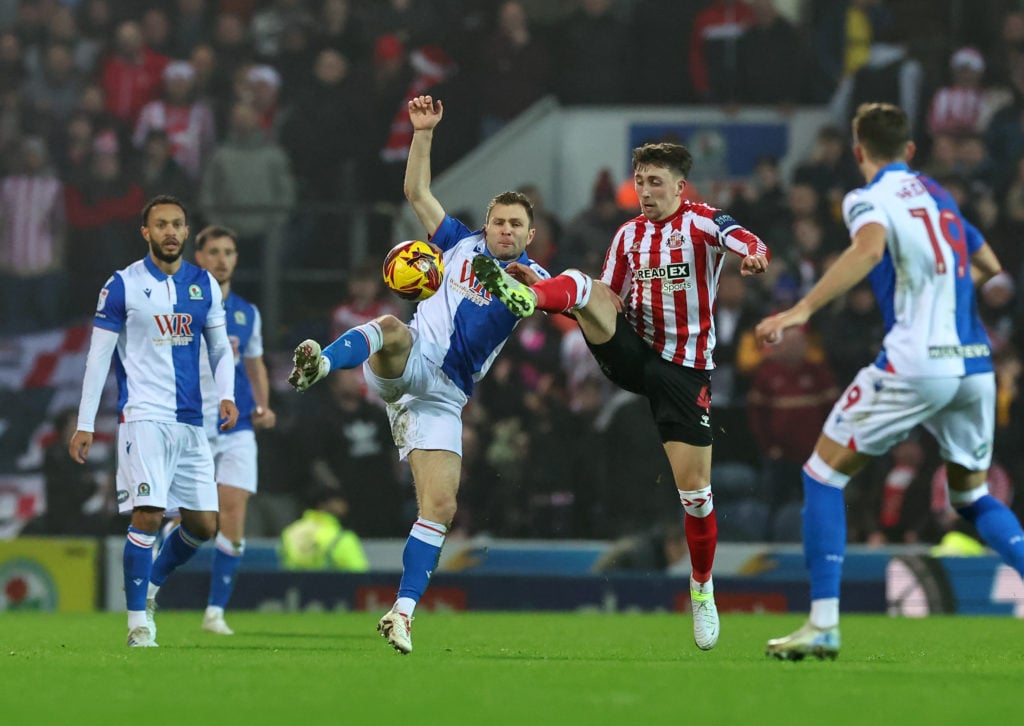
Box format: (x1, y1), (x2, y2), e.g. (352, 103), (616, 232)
(195, 224), (238, 250)
(852, 103), (911, 161)
(485, 190), (534, 226)
(142, 195), (188, 226)
(632, 142), (693, 179)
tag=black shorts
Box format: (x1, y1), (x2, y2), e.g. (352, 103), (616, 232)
(586, 315), (713, 446)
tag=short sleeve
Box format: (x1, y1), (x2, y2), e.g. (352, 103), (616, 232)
(430, 215), (475, 253)
(842, 189), (888, 238)
(93, 274), (126, 331)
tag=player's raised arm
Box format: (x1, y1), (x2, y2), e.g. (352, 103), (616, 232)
(403, 95), (446, 236)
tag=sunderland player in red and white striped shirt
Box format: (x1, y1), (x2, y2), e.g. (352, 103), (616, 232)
(473, 142), (770, 651)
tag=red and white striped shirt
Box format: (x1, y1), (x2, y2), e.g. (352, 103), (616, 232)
(0, 174), (65, 275)
(600, 202), (768, 370)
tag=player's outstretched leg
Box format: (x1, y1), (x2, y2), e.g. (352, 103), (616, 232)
(765, 621), (841, 661)
(288, 339), (329, 391)
(471, 255), (537, 317)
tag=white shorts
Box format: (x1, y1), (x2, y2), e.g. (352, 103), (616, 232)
(362, 334), (468, 460)
(210, 429), (258, 494)
(822, 366), (995, 470)
(116, 421), (218, 514)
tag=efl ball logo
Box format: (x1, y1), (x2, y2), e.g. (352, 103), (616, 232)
(383, 240), (444, 301)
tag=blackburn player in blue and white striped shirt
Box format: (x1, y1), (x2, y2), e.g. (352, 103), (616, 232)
(756, 103), (1024, 660)
(194, 224), (276, 636)
(70, 196), (239, 647)
(288, 95), (549, 654)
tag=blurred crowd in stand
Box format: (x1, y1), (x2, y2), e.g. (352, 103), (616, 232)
(5, 0), (1024, 549)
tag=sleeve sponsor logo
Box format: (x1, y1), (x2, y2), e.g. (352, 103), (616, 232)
(712, 212), (737, 229)
(846, 201), (875, 222)
(96, 287), (109, 312)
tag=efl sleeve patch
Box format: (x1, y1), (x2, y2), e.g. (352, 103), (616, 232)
(712, 211), (739, 232)
(845, 201), (875, 224)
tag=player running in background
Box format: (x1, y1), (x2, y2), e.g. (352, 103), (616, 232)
(473, 141), (771, 651)
(194, 224), (276, 635)
(69, 195), (238, 647)
(287, 94), (549, 654)
(755, 102), (1024, 661)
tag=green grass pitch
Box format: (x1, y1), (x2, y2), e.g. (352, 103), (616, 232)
(2, 612), (1021, 725)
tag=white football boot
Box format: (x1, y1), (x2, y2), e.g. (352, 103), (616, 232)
(288, 339), (330, 391)
(766, 621), (841, 661)
(377, 606), (413, 655)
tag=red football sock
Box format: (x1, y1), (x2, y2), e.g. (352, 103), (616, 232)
(685, 511), (718, 583)
(532, 275), (583, 313)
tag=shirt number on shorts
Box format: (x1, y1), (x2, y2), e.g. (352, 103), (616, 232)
(841, 385), (861, 411)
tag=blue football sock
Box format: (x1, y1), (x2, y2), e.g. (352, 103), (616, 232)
(323, 322), (383, 371)
(802, 470), (847, 600)
(124, 527), (157, 611)
(956, 495), (1024, 576)
(396, 519), (447, 607)
(151, 525), (206, 587)
(208, 534), (244, 608)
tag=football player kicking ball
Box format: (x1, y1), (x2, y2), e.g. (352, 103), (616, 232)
(288, 94), (548, 654)
(755, 103), (1024, 660)
(473, 140), (771, 651)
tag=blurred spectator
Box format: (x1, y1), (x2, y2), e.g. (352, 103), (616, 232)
(0, 31), (26, 96)
(51, 111), (94, 179)
(557, 168), (630, 273)
(592, 521), (689, 574)
(100, 20), (170, 126)
(75, 0), (116, 64)
(811, 0), (892, 89)
(132, 61), (216, 180)
(281, 47), (362, 204)
(172, 0), (213, 58)
(830, 31), (924, 137)
(927, 46), (990, 138)
(279, 484), (370, 571)
(791, 125), (862, 219)
(747, 325), (839, 520)
(250, 0), (312, 59)
(362, 0), (441, 50)
(26, 408), (115, 536)
(736, 0), (821, 106)
(517, 183), (560, 270)
(987, 58), (1024, 194)
(199, 101), (296, 281)
(138, 129), (193, 208)
(711, 263), (764, 467)
(554, 0), (631, 105)
(476, 0), (550, 139)
(273, 19), (317, 102)
(820, 280), (883, 387)
(688, 0), (755, 103)
(64, 130), (145, 312)
(358, 33), (410, 204)
(22, 41), (83, 137)
(328, 258), (403, 340)
(140, 5), (174, 58)
(242, 63), (284, 138)
(299, 368), (406, 536)
(0, 136), (67, 333)
(730, 156), (790, 245)
(24, 6), (102, 77)
(316, 0), (369, 64)
(211, 12), (256, 94)
(862, 437), (934, 545)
